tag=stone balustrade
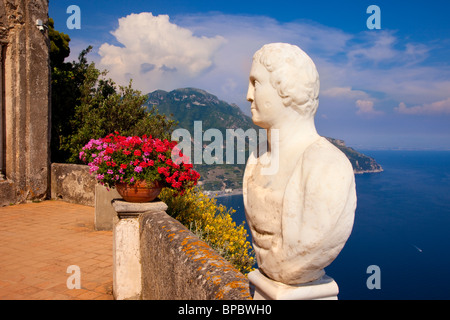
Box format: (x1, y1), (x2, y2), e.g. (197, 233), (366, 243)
(50, 163), (252, 300)
(111, 199), (252, 300)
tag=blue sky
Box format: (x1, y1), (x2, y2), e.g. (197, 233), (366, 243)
(49, 1), (450, 150)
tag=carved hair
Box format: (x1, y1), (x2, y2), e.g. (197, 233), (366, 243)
(253, 43), (320, 118)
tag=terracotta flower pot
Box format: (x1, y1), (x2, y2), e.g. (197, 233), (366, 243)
(115, 180), (163, 203)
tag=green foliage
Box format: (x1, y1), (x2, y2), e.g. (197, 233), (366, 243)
(49, 18), (254, 276)
(160, 187), (255, 275)
(62, 65), (177, 163)
(147, 88), (259, 135)
(146, 88), (260, 191)
(50, 46), (92, 163)
(49, 18), (176, 164)
(48, 18), (70, 68)
(49, 17), (92, 163)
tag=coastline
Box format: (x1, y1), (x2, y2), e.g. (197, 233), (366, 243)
(354, 167), (384, 174)
(204, 168), (384, 197)
(204, 189), (243, 198)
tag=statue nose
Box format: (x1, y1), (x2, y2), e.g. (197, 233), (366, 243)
(247, 85), (254, 102)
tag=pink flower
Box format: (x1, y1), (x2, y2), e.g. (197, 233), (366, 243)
(81, 133), (200, 191)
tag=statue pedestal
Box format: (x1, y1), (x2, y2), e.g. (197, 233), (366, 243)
(248, 269), (339, 300)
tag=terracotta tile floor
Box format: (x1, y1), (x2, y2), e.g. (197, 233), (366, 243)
(0, 201), (114, 300)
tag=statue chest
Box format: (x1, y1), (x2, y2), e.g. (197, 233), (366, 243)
(245, 174), (285, 238)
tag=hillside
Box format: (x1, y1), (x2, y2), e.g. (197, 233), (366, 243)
(146, 88), (383, 192)
(326, 138), (383, 174)
(146, 88), (259, 134)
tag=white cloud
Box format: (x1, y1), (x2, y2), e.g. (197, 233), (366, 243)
(170, 13), (353, 112)
(95, 11), (450, 120)
(356, 100), (384, 116)
(96, 12), (356, 111)
(98, 13), (226, 92)
(321, 87), (369, 100)
(347, 32), (398, 63)
(395, 98), (450, 115)
(346, 30), (430, 67)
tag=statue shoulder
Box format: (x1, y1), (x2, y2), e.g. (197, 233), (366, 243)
(302, 137), (354, 178)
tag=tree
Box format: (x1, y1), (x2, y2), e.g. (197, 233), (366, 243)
(62, 64), (177, 163)
(48, 18), (70, 69)
(49, 19), (177, 164)
(49, 19), (91, 163)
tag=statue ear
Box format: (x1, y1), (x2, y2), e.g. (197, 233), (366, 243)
(278, 82), (310, 110)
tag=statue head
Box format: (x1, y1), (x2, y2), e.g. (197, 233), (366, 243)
(250, 43), (320, 119)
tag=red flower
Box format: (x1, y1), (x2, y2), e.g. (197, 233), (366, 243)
(140, 161), (148, 168)
(158, 166), (170, 177)
(142, 142), (153, 153)
(82, 133), (200, 192)
(172, 181), (182, 189)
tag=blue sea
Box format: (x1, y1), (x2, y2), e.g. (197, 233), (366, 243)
(216, 151), (450, 300)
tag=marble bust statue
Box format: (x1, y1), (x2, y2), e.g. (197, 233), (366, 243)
(243, 43), (357, 285)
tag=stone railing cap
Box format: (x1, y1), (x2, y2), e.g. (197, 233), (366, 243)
(112, 199), (168, 217)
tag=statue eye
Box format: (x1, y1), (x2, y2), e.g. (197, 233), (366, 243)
(250, 76), (259, 87)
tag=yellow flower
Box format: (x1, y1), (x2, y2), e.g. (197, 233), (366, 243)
(160, 186), (255, 274)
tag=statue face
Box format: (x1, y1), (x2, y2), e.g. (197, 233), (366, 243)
(247, 61), (284, 129)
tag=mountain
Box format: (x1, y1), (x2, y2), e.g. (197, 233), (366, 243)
(326, 138), (383, 174)
(146, 88), (259, 134)
(146, 88), (383, 191)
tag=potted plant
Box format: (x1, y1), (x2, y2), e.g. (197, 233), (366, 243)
(80, 132), (200, 202)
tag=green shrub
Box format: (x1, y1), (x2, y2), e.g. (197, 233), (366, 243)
(160, 187), (255, 275)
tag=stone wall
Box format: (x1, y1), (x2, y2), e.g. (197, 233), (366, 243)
(50, 163), (121, 231)
(139, 210), (252, 300)
(0, 0), (51, 205)
(50, 163), (96, 207)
